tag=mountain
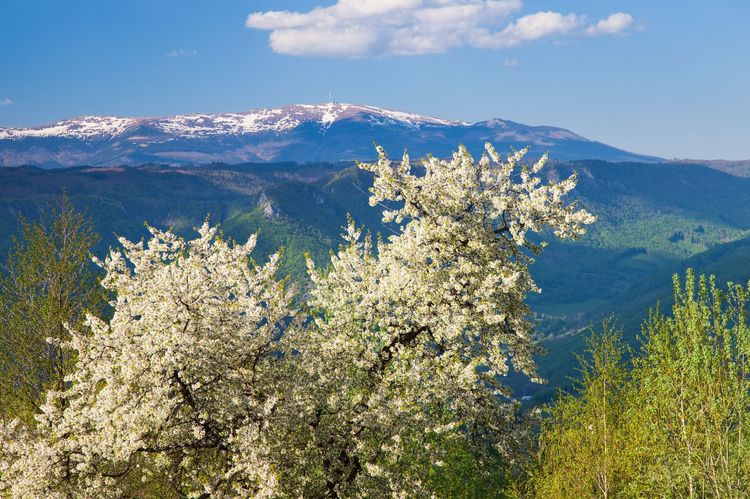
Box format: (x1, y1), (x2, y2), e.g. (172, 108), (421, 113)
(669, 159), (750, 177)
(0, 103), (661, 167)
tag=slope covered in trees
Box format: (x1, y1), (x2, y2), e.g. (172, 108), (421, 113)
(1, 160), (749, 311)
(2, 158), (750, 402)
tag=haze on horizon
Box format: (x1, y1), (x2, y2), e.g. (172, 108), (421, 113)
(0, 0), (747, 160)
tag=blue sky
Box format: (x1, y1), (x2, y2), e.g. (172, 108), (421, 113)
(0, 1), (747, 159)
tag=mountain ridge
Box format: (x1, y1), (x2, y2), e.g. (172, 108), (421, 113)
(0, 103), (469, 140)
(0, 103), (661, 167)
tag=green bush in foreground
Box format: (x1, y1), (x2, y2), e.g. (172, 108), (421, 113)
(534, 270), (750, 497)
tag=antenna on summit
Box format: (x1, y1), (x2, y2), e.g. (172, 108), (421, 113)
(328, 90), (335, 104)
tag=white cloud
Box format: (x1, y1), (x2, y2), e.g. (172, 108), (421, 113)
(586, 12), (633, 36)
(503, 58), (519, 67)
(246, 1), (635, 57)
(474, 11), (582, 49)
(166, 48), (198, 58)
(0, 98), (11, 106)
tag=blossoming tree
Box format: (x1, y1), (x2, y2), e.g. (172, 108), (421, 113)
(292, 144), (595, 496)
(0, 223), (295, 497)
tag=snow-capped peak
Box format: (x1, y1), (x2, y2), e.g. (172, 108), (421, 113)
(0, 103), (470, 141)
(296, 102), (469, 129)
(0, 116), (139, 141)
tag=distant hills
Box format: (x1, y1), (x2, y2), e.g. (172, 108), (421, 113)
(2, 160), (750, 377)
(4, 158), (748, 282)
(0, 103), (661, 167)
(669, 159), (750, 177)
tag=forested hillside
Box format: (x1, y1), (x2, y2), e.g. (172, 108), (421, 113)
(2, 157), (750, 401)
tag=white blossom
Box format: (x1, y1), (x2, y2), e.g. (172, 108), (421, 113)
(295, 143), (594, 495)
(0, 222), (295, 497)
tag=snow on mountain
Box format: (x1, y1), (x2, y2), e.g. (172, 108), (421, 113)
(0, 116), (139, 141)
(0, 103), (660, 167)
(0, 103), (466, 141)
